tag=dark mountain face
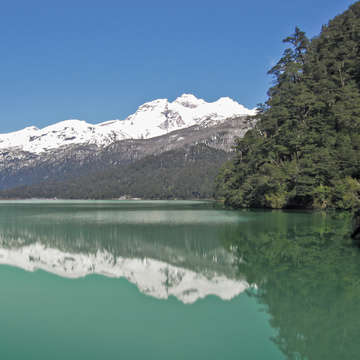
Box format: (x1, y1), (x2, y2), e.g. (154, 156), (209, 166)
(0, 116), (255, 199)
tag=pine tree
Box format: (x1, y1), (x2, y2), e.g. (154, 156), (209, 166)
(217, 2), (360, 210)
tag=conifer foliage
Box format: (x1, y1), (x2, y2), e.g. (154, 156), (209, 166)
(217, 2), (360, 209)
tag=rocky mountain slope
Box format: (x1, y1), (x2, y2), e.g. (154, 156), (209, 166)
(0, 116), (254, 192)
(1, 144), (230, 199)
(0, 94), (256, 154)
(0, 94), (257, 198)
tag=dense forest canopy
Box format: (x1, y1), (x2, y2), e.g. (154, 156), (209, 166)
(217, 2), (360, 210)
(0, 144), (228, 200)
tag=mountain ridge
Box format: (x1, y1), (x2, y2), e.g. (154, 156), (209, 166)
(0, 116), (255, 194)
(0, 94), (256, 154)
(0, 94), (257, 198)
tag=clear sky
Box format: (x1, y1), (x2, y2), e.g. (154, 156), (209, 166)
(0, 0), (356, 132)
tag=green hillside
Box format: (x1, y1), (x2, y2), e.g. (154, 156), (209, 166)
(0, 144), (229, 200)
(217, 2), (360, 210)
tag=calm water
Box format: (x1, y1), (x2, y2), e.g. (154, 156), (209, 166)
(0, 200), (359, 360)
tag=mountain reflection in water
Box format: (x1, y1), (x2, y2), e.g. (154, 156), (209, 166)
(0, 201), (249, 304)
(0, 201), (359, 359)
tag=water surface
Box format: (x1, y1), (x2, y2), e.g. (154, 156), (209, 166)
(0, 200), (358, 359)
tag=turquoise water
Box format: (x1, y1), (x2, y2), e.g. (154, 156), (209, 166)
(0, 201), (359, 359)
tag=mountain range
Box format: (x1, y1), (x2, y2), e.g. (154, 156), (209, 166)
(0, 94), (256, 198)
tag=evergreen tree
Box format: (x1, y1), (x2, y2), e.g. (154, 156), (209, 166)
(217, 2), (360, 210)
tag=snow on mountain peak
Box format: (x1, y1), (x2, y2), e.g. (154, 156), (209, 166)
(24, 126), (39, 131)
(0, 94), (257, 154)
(174, 93), (206, 108)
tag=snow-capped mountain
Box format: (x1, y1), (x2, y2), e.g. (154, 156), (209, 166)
(0, 243), (249, 304)
(0, 94), (256, 154)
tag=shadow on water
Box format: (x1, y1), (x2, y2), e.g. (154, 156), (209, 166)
(220, 210), (360, 360)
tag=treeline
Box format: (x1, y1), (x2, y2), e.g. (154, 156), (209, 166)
(217, 2), (360, 210)
(0, 144), (229, 200)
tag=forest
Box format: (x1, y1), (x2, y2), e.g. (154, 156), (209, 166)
(0, 144), (229, 200)
(217, 2), (360, 210)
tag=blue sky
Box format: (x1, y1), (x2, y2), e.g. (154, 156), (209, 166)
(0, 0), (356, 132)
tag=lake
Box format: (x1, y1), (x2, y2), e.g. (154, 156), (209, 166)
(0, 200), (359, 359)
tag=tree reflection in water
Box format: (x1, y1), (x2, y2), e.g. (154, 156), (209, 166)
(222, 210), (360, 360)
